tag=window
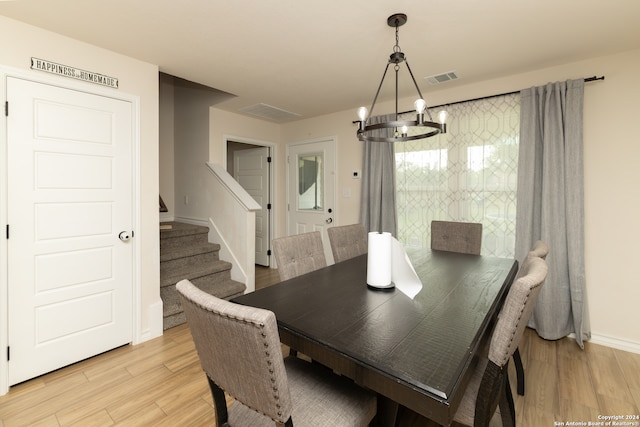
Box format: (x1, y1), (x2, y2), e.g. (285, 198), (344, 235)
(297, 153), (324, 210)
(395, 93), (520, 257)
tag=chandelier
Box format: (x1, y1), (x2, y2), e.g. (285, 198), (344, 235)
(355, 13), (447, 143)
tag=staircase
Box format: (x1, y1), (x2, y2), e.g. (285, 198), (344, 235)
(160, 221), (246, 330)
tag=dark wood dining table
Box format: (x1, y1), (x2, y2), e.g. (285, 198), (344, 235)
(233, 250), (518, 426)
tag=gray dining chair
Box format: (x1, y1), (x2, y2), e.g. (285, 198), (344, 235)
(327, 223), (368, 263)
(452, 256), (548, 427)
(515, 240), (549, 280)
(530, 239), (549, 259)
(512, 239), (549, 396)
(430, 220), (483, 255)
(272, 231), (327, 281)
(176, 279), (377, 427)
(272, 231), (327, 358)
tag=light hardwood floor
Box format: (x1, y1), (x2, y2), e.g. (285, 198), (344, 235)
(1, 266), (638, 426)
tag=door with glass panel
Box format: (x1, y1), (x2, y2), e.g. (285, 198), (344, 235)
(286, 138), (336, 262)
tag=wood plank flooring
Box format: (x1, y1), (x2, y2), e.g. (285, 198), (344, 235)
(1, 265), (638, 426)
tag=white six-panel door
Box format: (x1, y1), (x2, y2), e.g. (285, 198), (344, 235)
(6, 77), (133, 385)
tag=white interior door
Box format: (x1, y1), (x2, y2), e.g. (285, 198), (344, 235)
(6, 77), (133, 385)
(287, 138), (336, 262)
(234, 146), (271, 267)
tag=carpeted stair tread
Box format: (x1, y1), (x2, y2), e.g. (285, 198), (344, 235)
(160, 222), (210, 250)
(160, 260), (233, 288)
(160, 221), (209, 238)
(160, 242), (220, 263)
(162, 279), (245, 319)
(159, 221), (247, 330)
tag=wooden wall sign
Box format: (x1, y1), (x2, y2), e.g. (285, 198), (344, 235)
(31, 57), (118, 89)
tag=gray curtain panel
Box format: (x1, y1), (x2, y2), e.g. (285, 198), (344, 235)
(359, 114), (398, 236)
(515, 79), (590, 348)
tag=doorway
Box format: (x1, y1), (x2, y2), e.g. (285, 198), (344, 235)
(286, 137), (336, 262)
(227, 140), (274, 267)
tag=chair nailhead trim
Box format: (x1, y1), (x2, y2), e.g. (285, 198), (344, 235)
(194, 301), (289, 421)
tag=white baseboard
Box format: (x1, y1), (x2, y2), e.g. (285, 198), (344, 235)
(137, 299), (164, 344)
(588, 333), (640, 355)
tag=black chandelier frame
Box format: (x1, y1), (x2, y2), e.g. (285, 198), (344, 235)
(355, 13), (446, 143)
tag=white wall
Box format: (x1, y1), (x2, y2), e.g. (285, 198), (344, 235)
(210, 108), (282, 165)
(173, 84), (216, 221)
(0, 16), (162, 339)
(161, 79), (239, 223)
(159, 73), (175, 221)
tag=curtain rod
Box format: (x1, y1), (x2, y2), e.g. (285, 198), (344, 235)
(414, 75), (605, 114)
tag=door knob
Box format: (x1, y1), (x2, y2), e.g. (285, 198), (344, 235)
(326, 218), (333, 224)
(119, 231), (131, 241)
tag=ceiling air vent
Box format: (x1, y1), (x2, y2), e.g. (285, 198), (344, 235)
(425, 71), (459, 85)
(239, 103), (301, 123)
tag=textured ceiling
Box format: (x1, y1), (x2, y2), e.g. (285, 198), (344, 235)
(2, 0), (639, 122)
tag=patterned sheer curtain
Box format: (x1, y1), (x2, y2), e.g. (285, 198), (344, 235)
(395, 93), (520, 257)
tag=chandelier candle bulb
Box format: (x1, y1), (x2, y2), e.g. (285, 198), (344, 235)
(358, 106), (368, 121)
(438, 110), (448, 133)
(415, 98), (426, 124)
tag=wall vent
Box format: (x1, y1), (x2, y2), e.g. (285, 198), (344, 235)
(239, 103), (301, 123)
(425, 71), (459, 85)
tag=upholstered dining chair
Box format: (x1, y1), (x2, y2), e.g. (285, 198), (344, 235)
(430, 220), (483, 255)
(272, 231), (327, 358)
(512, 239), (549, 396)
(327, 223), (368, 263)
(272, 231), (327, 281)
(530, 239), (549, 259)
(452, 256), (548, 427)
(176, 279), (377, 427)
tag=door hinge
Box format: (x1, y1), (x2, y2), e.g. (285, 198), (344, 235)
(267, 249), (272, 256)
(5, 224), (9, 239)
(4, 101), (8, 117)
(267, 203), (271, 210)
(7, 346), (10, 361)
(267, 156), (272, 163)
